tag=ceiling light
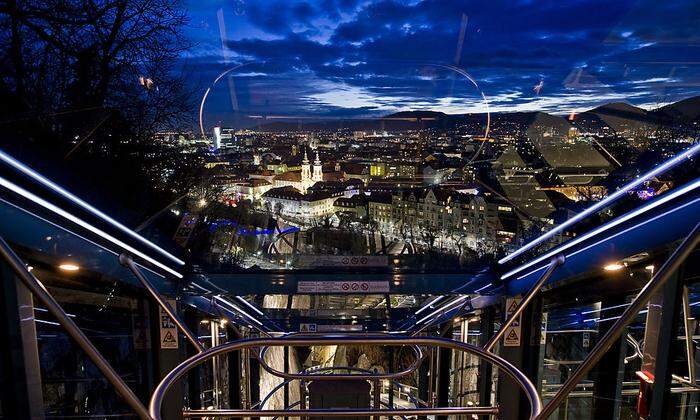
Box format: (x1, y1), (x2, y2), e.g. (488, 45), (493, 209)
(603, 263), (624, 271)
(59, 263), (80, 272)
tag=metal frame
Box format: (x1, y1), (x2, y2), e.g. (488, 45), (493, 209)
(120, 253), (205, 353)
(0, 260), (45, 419)
(485, 255), (564, 352)
(148, 336), (544, 420)
(536, 220), (700, 420)
(252, 365), (425, 410)
(683, 284), (697, 383)
(181, 406), (499, 418)
(0, 236), (152, 420)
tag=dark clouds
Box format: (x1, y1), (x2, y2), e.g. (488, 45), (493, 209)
(184, 0), (700, 120)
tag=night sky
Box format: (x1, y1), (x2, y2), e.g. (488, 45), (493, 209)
(181, 0), (700, 124)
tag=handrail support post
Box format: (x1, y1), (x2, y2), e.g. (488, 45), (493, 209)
(683, 284), (696, 383)
(536, 221), (700, 420)
(0, 237), (152, 420)
(485, 254), (565, 352)
(119, 253), (205, 353)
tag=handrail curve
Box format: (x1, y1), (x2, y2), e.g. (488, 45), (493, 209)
(149, 335), (542, 420)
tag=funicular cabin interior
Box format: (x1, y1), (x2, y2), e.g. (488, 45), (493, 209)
(1, 1), (700, 419)
(0, 144), (698, 420)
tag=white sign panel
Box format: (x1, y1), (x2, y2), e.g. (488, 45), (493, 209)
(159, 299), (179, 349)
(317, 324), (363, 332)
(297, 281), (390, 294)
(299, 323), (362, 332)
(503, 297), (522, 347)
(296, 255), (388, 268)
(540, 312), (548, 345)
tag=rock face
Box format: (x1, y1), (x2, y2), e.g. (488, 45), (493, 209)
(260, 295), (308, 412)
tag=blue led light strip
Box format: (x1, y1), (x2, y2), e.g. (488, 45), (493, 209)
(498, 142), (700, 265)
(501, 177), (700, 281)
(0, 196), (168, 281)
(416, 295), (470, 325)
(214, 295), (263, 326)
(0, 150), (185, 266)
(414, 296), (445, 315)
(0, 175), (183, 278)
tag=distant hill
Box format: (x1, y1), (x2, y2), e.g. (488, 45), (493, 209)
(591, 102), (649, 116)
(384, 110), (449, 120)
(249, 95), (700, 132)
(654, 96), (700, 122)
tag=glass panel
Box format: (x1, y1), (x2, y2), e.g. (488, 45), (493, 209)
(36, 295), (145, 418)
(1, 0), (698, 275)
(541, 295), (649, 420)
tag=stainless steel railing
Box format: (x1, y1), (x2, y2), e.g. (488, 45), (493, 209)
(120, 253), (205, 353)
(256, 333), (425, 381)
(148, 335), (543, 419)
(536, 220), (700, 419)
(0, 236), (152, 420)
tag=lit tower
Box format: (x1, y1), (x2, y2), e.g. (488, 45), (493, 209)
(312, 150), (323, 183)
(212, 126), (222, 150)
(301, 148), (311, 192)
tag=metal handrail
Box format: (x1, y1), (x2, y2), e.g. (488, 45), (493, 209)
(682, 284), (697, 383)
(537, 220), (700, 420)
(149, 335), (543, 419)
(182, 406), (499, 418)
(120, 253), (205, 353)
(0, 236), (152, 420)
(625, 334), (643, 364)
(253, 365), (424, 410)
(267, 401), (410, 420)
(485, 255), (564, 352)
(256, 337), (424, 381)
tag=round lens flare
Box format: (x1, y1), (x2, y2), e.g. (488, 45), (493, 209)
(603, 263), (625, 271)
(58, 263), (80, 272)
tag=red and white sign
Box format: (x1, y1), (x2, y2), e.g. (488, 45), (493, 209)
(297, 281), (390, 294)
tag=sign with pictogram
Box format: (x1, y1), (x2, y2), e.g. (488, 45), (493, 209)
(297, 281), (390, 294)
(299, 323), (317, 333)
(503, 297), (522, 347)
(540, 312), (548, 345)
(159, 299), (179, 349)
(173, 214), (198, 247)
(296, 255), (388, 268)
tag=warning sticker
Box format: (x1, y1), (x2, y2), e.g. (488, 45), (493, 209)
(159, 299), (179, 349)
(299, 323), (317, 333)
(503, 297), (522, 347)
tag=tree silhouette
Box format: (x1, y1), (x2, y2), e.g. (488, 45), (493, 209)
(0, 0), (196, 222)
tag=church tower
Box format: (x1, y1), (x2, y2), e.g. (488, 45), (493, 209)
(312, 150), (323, 183)
(301, 148), (311, 193)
